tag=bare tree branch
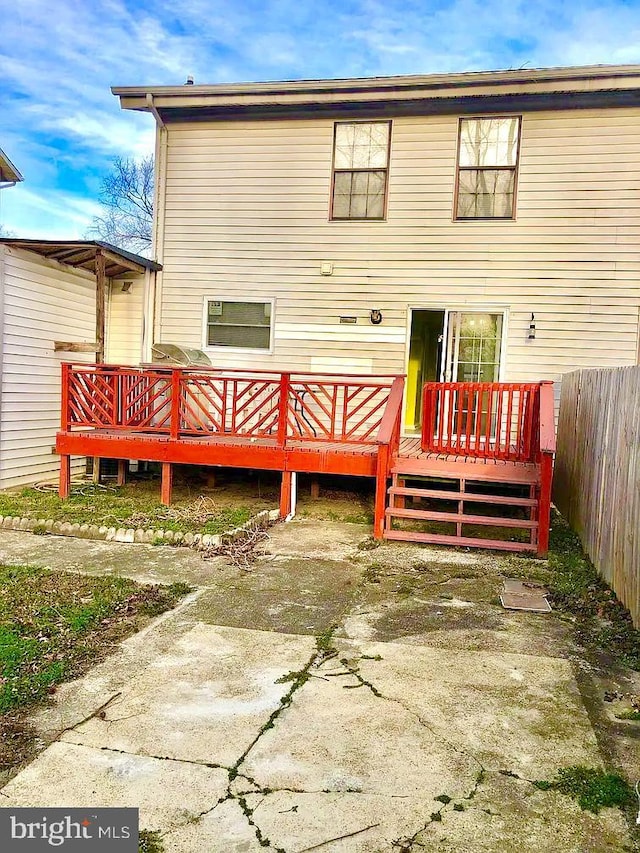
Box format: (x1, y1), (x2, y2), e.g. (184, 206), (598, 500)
(86, 156), (154, 255)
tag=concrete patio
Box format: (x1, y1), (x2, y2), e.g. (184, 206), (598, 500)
(0, 520), (632, 852)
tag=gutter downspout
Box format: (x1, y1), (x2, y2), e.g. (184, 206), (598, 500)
(146, 93), (168, 359)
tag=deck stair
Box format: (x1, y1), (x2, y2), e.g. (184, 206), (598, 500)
(383, 459), (542, 553)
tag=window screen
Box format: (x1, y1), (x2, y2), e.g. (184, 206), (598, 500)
(206, 300), (272, 350)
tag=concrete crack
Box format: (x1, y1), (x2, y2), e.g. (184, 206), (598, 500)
(210, 628), (339, 853)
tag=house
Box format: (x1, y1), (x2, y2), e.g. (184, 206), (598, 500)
(0, 238), (159, 488)
(112, 64), (640, 417)
(55, 64), (640, 554)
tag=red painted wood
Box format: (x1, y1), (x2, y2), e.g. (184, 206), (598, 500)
(388, 486), (538, 506)
(170, 370), (181, 440)
(280, 470), (293, 518)
(161, 461), (173, 506)
(374, 443), (389, 540)
(383, 529), (536, 552)
(537, 452), (553, 556)
(385, 507), (538, 529)
(421, 381), (543, 463)
(392, 456), (540, 483)
(59, 454), (71, 498)
(278, 373), (290, 447)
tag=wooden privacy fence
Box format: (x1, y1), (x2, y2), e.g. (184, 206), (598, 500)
(554, 366), (640, 627)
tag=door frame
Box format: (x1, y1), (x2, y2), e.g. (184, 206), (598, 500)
(402, 304), (510, 436)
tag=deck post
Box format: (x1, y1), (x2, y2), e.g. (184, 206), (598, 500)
(116, 459), (127, 487)
(310, 477), (320, 500)
(59, 454), (71, 498)
(170, 369), (181, 440)
(374, 444), (389, 539)
(280, 470), (293, 519)
(277, 372), (290, 448)
(161, 461), (173, 506)
(92, 457), (101, 484)
(537, 452), (553, 557)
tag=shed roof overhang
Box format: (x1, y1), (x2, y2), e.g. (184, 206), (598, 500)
(0, 148), (23, 184)
(113, 63), (640, 122)
(0, 239), (161, 278)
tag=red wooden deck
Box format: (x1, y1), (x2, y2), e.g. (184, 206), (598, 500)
(55, 365), (555, 555)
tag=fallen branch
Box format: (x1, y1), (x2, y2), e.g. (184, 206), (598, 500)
(202, 524), (269, 569)
(296, 823), (380, 852)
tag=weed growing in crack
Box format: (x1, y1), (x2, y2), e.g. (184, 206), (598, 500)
(138, 830), (164, 853)
(434, 794), (452, 805)
(532, 765), (634, 814)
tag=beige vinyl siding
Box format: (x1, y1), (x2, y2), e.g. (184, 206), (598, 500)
(106, 275), (144, 365)
(156, 108), (640, 382)
(0, 247), (95, 488)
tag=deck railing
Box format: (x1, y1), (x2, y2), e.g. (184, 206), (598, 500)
(61, 363), (405, 449)
(421, 381), (544, 463)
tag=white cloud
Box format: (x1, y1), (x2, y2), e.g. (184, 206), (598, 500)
(3, 0), (640, 236)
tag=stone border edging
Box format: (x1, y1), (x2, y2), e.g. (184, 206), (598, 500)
(0, 508), (280, 549)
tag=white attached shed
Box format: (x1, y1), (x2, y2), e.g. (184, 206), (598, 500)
(0, 239), (160, 488)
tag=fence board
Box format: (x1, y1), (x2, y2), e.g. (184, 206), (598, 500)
(554, 366), (640, 627)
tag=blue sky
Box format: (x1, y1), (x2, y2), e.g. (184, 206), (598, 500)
(1, 0), (640, 240)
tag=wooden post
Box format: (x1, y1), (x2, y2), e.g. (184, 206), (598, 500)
(537, 452), (553, 557)
(161, 462), (173, 506)
(277, 372), (291, 448)
(92, 457), (101, 484)
(59, 455), (71, 498)
(60, 362), (71, 431)
(280, 470), (293, 518)
(374, 444), (389, 539)
(95, 248), (106, 364)
(170, 369), (181, 440)
(310, 477), (320, 500)
(117, 459), (127, 487)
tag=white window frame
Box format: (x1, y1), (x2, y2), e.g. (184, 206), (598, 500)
(202, 295), (275, 355)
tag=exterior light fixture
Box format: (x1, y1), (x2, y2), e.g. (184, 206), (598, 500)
(370, 309), (383, 325)
(528, 313), (536, 340)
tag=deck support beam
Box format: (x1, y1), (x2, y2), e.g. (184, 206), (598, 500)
(117, 460), (127, 487)
(537, 452), (553, 557)
(310, 477), (320, 500)
(280, 470), (293, 519)
(161, 462), (173, 506)
(374, 444), (390, 539)
(92, 456), (101, 484)
(59, 455), (71, 498)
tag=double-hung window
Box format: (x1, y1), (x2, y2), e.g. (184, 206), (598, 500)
(205, 299), (273, 351)
(331, 121), (391, 220)
(455, 116), (521, 220)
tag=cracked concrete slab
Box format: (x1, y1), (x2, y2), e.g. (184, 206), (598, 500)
(59, 624), (315, 767)
(1, 741), (229, 833)
(0, 519), (635, 852)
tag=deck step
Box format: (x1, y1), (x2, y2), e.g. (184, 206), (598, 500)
(391, 456), (539, 484)
(388, 486), (537, 507)
(385, 506), (538, 529)
(382, 529), (537, 552)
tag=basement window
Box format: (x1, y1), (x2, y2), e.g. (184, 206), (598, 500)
(331, 121), (391, 220)
(205, 299), (273, 351)
(455, 116), (521, 220)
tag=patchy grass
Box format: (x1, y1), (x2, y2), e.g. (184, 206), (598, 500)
(139, 830), (164, 852)
(548, 515), (640, 670)
(533, 766), (634, 814)
(0, 563), (189, 775)
(0, 475), (274, 536)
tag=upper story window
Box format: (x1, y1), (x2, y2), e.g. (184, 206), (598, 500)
(455, 117), (521, 220)
(331, 121), (391, 220)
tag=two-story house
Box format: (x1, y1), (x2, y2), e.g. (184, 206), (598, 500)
(113, 64), (640, 430)
(55, 64), (640, 554)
